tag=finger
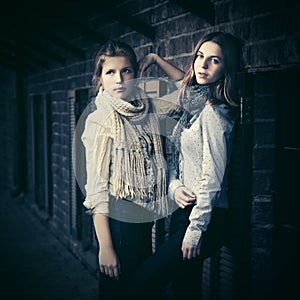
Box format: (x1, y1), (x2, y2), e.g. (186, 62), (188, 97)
(191, 247), (197, 259)
(181, 245), (190, 260)
(179, 192), (195, 203)
(138, 69), (144, 79)
(176, 199), (185, 209)
(179, 197), (195, 207)
(178, 196), (193, 206)
(189, 246), (201, 259)
(182, 248), (188, 260)
(102, 267), (108, 275)
(182, 244), (195, 260)
(107, 266), (114, 278)
(187, 248), (193, 260)
(103, 266), (112, 277)
(99, 265), (105, 273)
(139, 66), (145, 73)
(113, 266), (120, 280)
(184, 193), (196, 201)
(182, 187), (196, 198)
(177, 203), (185, 209)
(182, 199), (195, 206)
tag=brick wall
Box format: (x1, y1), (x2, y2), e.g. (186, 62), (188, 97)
(0, 67), (16, 192)
(251, 73), (277, 299)
(50, 90), (71, 239)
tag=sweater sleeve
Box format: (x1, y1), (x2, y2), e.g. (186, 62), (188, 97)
(168, 163), (184, 202)
(81, 114), (112, 215)
(183, 106), (229, 246)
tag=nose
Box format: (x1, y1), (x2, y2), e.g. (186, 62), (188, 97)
(115, 72), (123, 84)
(201, 58), (208, 69)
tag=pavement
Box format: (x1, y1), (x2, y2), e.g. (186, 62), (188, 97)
(0, 191), (98, 300)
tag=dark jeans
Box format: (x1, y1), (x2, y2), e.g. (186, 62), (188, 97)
(98, 217), (152, 300)
(128, 207), (229, 300)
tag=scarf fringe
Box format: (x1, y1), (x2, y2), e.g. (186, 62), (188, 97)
(95, 88), (170, 218)
(109, 148), (168, 217)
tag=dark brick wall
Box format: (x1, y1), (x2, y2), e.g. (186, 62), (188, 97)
(50, 90), (71, 238)
(0, 67), (16, 192)
(251, 73), (277, 299)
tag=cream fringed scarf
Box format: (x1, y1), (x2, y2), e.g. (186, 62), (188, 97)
(94, 87), (169, 218)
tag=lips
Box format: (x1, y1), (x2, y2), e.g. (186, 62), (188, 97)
(113, 87), (126, 93)
(198, 72), (208, 78)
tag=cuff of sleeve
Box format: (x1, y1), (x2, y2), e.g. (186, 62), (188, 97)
(175, 80), (183, 88)
(83, 192), (110, 215)
(168, 179), (184, 200)
(183, 226), (203, 247)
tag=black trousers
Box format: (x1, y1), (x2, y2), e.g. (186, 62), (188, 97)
(98, 217), (152, 300)
(128, 207), (229, 300)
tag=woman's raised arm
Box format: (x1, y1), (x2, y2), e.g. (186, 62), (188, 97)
(138, 53), (185, 81)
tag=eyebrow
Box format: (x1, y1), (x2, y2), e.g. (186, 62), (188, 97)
(197, 51), (223, 60)
(103, 65), (133, 72)
(105, 65), (132, 69)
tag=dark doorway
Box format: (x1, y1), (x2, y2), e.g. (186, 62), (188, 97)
(273, 68), (300, 299)
(33, 94), (53, 215)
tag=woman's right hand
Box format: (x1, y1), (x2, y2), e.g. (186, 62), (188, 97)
(138, 53), (157, 78)
(99, 245), (121, 280)
(174, 186), (196, 209)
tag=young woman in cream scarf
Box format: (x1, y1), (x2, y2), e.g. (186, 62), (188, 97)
(81, 40), (183, 299)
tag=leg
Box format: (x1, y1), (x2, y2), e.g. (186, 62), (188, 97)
(129, 208), (229, 299)
(171, 258), (204, 300)
(98, 218), (152, 300)
(128, 227), (186, 300)
(171, 208), (229, 299)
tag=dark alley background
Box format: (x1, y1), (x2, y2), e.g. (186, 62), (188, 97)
(0, 191), (98, 299)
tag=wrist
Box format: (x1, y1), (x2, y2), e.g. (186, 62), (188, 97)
(99, 241), (114, 248)
(168, 179), (184, 200)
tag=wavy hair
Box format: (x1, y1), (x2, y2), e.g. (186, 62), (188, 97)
(93, 40), (139, 92)
(179, 31), (242, 107)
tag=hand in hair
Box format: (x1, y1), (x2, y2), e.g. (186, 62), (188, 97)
(138, 53), (185, 81)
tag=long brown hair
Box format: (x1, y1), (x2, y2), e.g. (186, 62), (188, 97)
(179, 31), (241, 107)
(93, 40), (139, 92)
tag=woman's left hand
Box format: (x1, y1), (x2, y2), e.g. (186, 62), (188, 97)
(174, 186), (196, 209)
(181, 242), (201, 260)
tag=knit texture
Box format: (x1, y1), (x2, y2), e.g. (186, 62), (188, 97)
(94, 87), (169, 218)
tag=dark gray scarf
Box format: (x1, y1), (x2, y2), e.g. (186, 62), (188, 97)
(171, 84), (211, 176)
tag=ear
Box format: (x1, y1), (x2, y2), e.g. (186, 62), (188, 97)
(99, 77), (104, 90)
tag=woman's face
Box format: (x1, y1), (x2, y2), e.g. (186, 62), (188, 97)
(100, 56), (136, 100)
(193, 41), (225, 85)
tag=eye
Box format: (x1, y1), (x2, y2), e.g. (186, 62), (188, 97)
(211, 58), (220, 64)
(197, 52), (204, 58)
(123, 68), (132, 74)
(105, 70), (114, 75)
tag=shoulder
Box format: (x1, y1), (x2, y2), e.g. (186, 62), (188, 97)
(86, 104), (114, 126)
(200, 104), (235, 130)
(83, 106), (115, 140)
